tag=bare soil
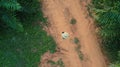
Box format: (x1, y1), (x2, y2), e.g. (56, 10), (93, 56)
(40, 0), (107, 67)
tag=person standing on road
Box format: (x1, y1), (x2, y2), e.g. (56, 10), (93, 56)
(61, 32), (69, 39)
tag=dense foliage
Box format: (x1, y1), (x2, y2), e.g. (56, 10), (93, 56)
(0, 0), (56, 67)
(0, 25), (56, 67)
(90, 0), (120, 66)
(0, 0), (46, 32)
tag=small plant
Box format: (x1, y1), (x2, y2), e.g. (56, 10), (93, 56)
(75, 46), (83, 60)
(74, 37), (79, 44)
(78, 51), (84, 60)
(47, 60), (56, 65)
(74, 37), (83, 60)
(57, 59), (65, 67)
(70, 18), (77, 24)
(48, 59), (65, 67)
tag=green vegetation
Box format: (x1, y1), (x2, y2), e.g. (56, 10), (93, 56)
(0, 0), (47, 32)
(109, 63), (120, 67)
(74, 37), (80, 45)
(73, 37), (83, 60)
(89, 0), (120, 66)
(0, 25), (56, 67)
(48, 59), (65, 67)
(70, 18), (77, 24)
(0, 0), (56, 67)
(75, 46), (83, 61)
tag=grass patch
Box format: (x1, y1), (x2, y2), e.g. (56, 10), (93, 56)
(70, 18), (77, 24)
(0, 25), (56, 67)
(48, 59), (65, 67)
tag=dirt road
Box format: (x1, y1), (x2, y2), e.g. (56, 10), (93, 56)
(42, 0), (107, 67)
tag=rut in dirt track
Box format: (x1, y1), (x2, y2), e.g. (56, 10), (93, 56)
(42, 0), (107, 67)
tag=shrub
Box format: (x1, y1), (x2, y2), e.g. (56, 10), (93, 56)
(70, 18), (77, 24)
(74, 37), (79, 44)
(48, 59), (65, 67)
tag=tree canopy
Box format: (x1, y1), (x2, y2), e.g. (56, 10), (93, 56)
(90, 0), (120, 66)
(0, 0), (46, 32)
